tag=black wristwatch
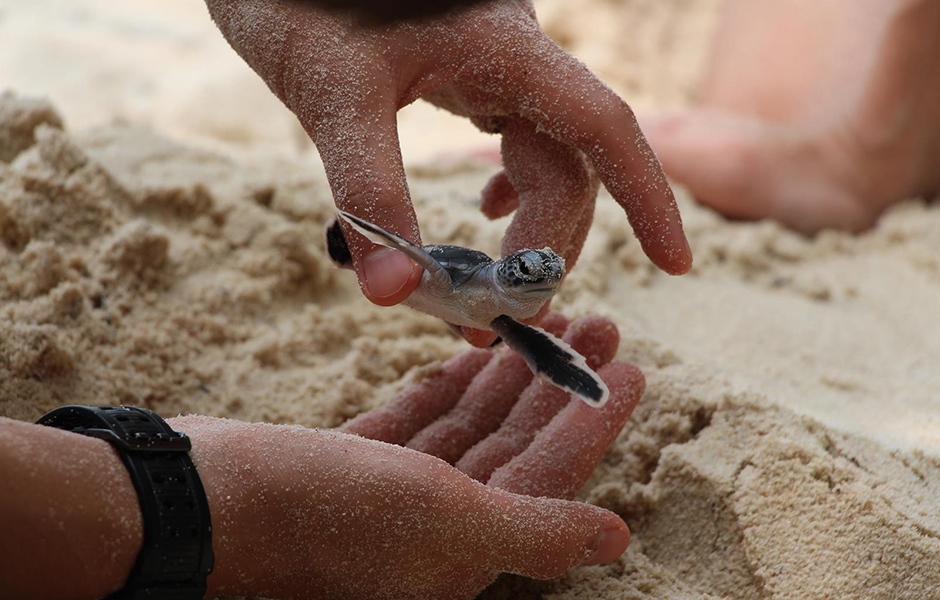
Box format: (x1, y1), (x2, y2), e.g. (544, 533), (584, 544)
(37, 405), (214, 600)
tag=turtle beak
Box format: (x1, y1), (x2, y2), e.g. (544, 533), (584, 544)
(520, 283), (558, 296)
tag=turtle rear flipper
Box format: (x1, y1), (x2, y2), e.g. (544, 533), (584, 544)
(335, 210), (452, 295)
(490, 315), (609, 407)
(325, 216), (354, 269)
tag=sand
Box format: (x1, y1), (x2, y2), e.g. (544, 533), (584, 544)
(2, 0), (940, 598)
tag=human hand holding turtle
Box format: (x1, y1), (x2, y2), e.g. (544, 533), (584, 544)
(205, 0), (693, 346)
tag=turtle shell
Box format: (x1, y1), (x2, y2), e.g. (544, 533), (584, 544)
(426, 245), (494, 286)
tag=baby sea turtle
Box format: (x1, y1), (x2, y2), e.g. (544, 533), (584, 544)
(326, 210), (609, 407)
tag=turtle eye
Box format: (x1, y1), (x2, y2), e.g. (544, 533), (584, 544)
(519, 261), (530, 276)
(518, 253), (541, 280)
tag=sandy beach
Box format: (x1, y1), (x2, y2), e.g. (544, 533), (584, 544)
(2, 0), (939, 598)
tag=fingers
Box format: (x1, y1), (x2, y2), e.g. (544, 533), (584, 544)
(404, 347), (532, 462)
(468, 486), (630, 579)
(339, 349), (493, 444)
(498, 117), (597, 270)
(459, 326), (500, 349)
(207, 0), (423, 305)
(466, 20), (692, 274)
(481, 162), (597, 273)
(480, 170), (520, 219)
(313, 97), (425, 306)
(406, 313), (570, 463)
(488, 362), (645, 499)
(456, 315), (619, 482)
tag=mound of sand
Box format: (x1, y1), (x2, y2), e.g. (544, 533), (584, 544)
(2, 91), (939, 599)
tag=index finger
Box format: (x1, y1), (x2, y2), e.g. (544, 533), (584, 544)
(464, 21), (693, 275)
(209, 0), (424, 305)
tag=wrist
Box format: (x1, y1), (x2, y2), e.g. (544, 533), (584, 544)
(167, 416), (273, 599)
(170, 417), (365, 600)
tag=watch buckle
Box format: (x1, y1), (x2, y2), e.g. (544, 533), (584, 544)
(77, 427), (193, 452)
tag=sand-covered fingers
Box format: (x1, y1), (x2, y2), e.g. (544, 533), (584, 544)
(456, 315), (620, 482)
(497, 117), (599, 270)
(480, 170), (520, 220)
(488, 362), (645, 499)
(405, 313), (570, 462)
(478, 123), (597, 269)
(207, 0), (424, 306)
(403, 350), (535, 462)
(460, 17), (692, 275)
(339, 349), (493, 444)
(313, 97), (425, 306)
(470, 488), (630, 579)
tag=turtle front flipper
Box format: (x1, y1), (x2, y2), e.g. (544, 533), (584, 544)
(335, 210), (452, 295)
(490, 315), (609, 407)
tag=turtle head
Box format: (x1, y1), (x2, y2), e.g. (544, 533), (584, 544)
(495, 248), (566, 299)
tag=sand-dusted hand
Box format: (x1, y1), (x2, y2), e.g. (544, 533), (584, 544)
(0, 317), (638, 600)
(341, 314), (643, 491)
(157, 316), (641, 600)
(204, 0), (692, 310)
(335, 313), (644, 597)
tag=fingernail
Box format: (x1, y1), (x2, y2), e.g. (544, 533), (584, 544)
(581, 528), (629, 566)
(363, 248), (414, 299)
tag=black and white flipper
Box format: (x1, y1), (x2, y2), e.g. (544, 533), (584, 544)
(490, 315), (610, 407)
(335, 210), (453, 295)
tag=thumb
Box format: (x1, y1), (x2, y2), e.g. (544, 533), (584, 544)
(470, 487), (630, 579)
(313, 100), (423, 306)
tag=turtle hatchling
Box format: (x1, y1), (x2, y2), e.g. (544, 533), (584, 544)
(326, 210), (609, 407)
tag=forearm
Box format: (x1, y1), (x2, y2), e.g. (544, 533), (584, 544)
(0, 417), (143, 600)
(0, 412), (347, 600)
(0, 393), (632, 600)
(0, 416), (275, 600)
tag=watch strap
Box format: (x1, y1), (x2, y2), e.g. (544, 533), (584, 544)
(37, 405), (214, 600)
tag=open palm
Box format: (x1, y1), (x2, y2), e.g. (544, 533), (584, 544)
(342, 313), (641, 495)
(332, 313), (645, 597)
